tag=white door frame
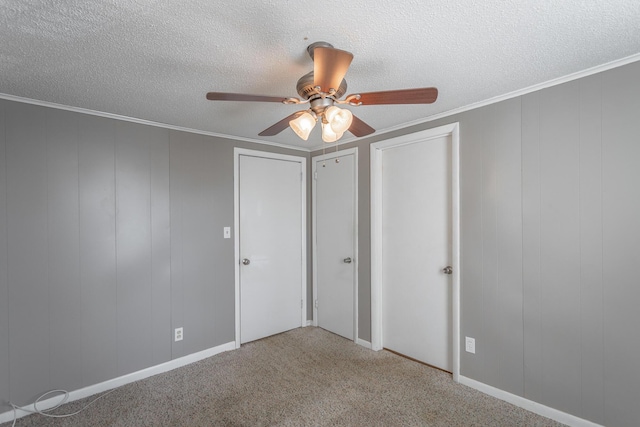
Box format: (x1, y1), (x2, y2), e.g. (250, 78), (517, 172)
(234, 148), (307, 348)
(311, 147), (359, 342)
(370, 123), (460, 382)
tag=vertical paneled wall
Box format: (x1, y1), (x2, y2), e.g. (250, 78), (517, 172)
(523, 81), (584, 416)
(78, 114), (118, 387)
(6, 103), (50, 402)
(454, 61), (640, 426)
(48, 109), (83, 393)
(335, 59), (640, 426)
(0, 99), (301, 408)
(0, 101), (9, 404)
(601, 63), (640, 427)
(149, 129), (172, 367)
(169, 131), (230, 359)
(577, 74), (604, 424)
(455, 101), (525, 397)
(489, 99), (525, 397)
(114, 122), (171, 375)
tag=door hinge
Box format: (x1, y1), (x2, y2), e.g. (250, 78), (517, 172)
(314, 171), (318, 180)
(314, 299), (318, 308)
(301, 172), (304, 182)
(301, 299), (304, 308)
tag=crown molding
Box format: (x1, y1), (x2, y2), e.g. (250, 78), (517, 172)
(310, 52), (640, 151)
(4, 52), (639, 155)
(0, 93), (311, 153)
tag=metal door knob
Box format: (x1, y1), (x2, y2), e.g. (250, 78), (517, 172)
(343, 257), (352, 264)
(242, 258), (250, 265)
(442, 266), (452, 274)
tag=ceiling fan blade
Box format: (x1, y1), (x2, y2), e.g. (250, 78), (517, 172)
(258, 112), (304, 137)
(206, 92), (289, 103)
(313, 47), (354, 93)
(348, 114), (375, 137)
(352, 87), (438, 105)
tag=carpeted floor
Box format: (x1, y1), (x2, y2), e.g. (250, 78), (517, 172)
(3, 327), (565, 426)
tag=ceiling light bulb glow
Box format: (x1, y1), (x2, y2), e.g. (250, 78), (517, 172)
(321, 121), (344, 143)
(289, 112), (316, 140)
(325, 106), (353, 134)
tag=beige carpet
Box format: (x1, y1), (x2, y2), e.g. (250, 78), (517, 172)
(4, 327), (564, 426)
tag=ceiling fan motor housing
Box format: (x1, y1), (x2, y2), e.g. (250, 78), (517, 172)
(296, 71), (347, 100)
(309, 96), (335, 117)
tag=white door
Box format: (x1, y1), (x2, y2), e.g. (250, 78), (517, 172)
(236, 151), (306, 344)
(381, 134), (452, 371)
(313, 149), (357, 340)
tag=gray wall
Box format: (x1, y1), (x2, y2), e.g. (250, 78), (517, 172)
(2, 59), (639, 426)
(315, 60), (640, 426)
(0, 100), (307, 407)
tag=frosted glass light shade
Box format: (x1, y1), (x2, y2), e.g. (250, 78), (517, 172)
(289, 112), (316, 140)
(321, 122), (344, 143)
(325, 106), (353, 134)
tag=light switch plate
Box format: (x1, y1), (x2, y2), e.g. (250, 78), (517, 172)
(223, 227), (231, 239)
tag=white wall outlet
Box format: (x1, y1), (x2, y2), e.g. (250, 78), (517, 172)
(223, 227), (231, 239)
(465, 336), (476, 354)
(174, 327), (183, 342)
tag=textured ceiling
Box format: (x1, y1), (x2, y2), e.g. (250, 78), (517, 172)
(1, 0), (639, 151)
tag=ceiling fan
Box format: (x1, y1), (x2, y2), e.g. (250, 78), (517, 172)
(206, 42), (438, 143)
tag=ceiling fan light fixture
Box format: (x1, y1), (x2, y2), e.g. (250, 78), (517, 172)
(289, 111), (316, 140)
(205, 42), (439, 142)
(321, 121), (344, 143)
(324, 106), (353, 134)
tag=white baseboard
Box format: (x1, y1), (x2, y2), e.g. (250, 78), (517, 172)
(357, 338), (372, 349)
(0, 341), (236, 424)
(458, 376), (603, 427)
(4, 344), (600, 426)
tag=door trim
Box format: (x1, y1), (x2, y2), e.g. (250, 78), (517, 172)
(370, 123), (460, 382)
(234, 148), (307, 348)
(311, 147), (359, 342)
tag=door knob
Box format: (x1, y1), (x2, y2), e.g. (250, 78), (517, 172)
(442, 266), (452, 274)
(343, 257), (352, 264)
(242, 258), (250, 265)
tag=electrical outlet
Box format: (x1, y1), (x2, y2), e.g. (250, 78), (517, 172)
(175, 327), (183, 342)
(465, 337), (476, 354)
